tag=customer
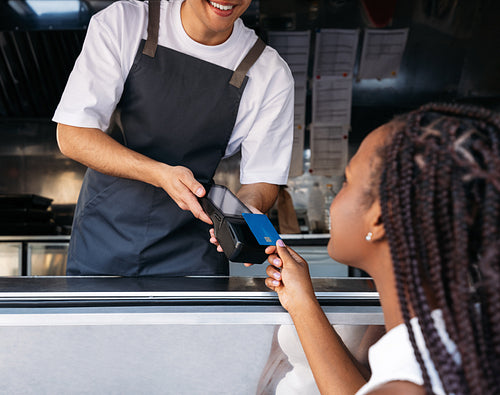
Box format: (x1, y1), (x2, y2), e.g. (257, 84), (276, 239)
(265, 103), (500, 394)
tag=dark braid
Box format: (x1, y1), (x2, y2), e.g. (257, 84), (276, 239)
(376, 103), (500, 394)
(379, 125), (436, 393)
(450, 169), (481, 393)
(380, 120), (434, 393)
(478, 121), (500, 390)
(411, 124), (465, 394)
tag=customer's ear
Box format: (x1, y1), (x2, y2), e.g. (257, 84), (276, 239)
(364, 200), (386, 242)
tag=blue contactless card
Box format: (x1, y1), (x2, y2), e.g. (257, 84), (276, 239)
(242, 213), (281, 246)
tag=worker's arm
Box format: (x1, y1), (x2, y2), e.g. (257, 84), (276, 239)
(236, 182), (279, 214)
(56, 123), (211, 223)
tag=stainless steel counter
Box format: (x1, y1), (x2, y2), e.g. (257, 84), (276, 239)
(0, 276), (377, 302)
(0, 277), (383, 394)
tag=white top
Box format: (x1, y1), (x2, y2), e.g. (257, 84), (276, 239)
(276, 324), (321, 395)
(356, 310), (461, 395)
(53, 0), (294, 185)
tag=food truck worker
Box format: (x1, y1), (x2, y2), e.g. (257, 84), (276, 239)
(53, 0), (294, 276)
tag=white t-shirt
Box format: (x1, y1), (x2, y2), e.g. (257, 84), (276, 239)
(356, 310), (461, 395)
(53, 0), (294, 185)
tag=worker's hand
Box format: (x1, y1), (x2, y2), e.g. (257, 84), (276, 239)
(265, 240), (316, 313)
(209, 228), (224, 253)
(159, 165), (212, 224)
(209, 204), (263, 267)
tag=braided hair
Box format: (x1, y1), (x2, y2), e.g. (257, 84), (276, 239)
(376, 103), (500, 394)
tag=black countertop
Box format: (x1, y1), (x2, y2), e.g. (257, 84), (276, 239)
(0, 276), (378, 307)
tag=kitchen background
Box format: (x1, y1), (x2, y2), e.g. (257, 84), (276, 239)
(0, 0), (499, 237)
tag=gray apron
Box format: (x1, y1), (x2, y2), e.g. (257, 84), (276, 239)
(67, 0), (266, 276)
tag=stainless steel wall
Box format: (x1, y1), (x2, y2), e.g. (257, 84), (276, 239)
(0, 120), (85, 204)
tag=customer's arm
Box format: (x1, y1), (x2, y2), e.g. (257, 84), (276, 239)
(265, 241), (368, 395)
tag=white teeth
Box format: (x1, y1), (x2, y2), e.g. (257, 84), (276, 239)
(209, 1), (234, 11)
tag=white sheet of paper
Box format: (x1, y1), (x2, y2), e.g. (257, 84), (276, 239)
(312, 75), (353, 126)
(267, 31), (310, 87)
(310, 125), (349, 177)
(358, 28), (409, 79)
(268, 31), (311, 177)
(313, 29), (359, 78)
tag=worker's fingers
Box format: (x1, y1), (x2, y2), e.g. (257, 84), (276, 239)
(162, 166), (212, 224)
(177, 170), (211, 223)
(186, 197), (212, 224)
(179, 170), (205, 198)
(209, 228), (216, 241)
(209, 228), (224, 252)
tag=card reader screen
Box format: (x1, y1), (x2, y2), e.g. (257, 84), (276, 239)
(207, 185), (252, 216)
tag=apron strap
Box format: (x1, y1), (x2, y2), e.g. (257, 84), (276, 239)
(143, 0), (161, 58)
(229, 38), (267, 88)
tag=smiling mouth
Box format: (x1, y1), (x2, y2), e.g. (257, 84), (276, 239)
(207, 0), (235, 11)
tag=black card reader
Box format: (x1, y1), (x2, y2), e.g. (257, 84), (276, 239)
(200, 184), (268, 264)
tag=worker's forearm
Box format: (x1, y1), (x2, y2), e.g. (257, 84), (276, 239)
(237, 183), (279, 213)
(289, 298), (367, 395)
(56, 123), (167, 188)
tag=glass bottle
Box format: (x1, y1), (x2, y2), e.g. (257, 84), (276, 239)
(323, 184), (336, 231)
(307, 182), (324, 233)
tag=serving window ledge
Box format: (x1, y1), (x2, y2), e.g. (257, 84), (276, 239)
(0, 276), (383, 394)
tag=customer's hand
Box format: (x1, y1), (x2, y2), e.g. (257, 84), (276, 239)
(265, 240), (316, 313)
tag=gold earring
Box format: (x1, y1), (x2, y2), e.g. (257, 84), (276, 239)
(365, 232), (373, 241)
